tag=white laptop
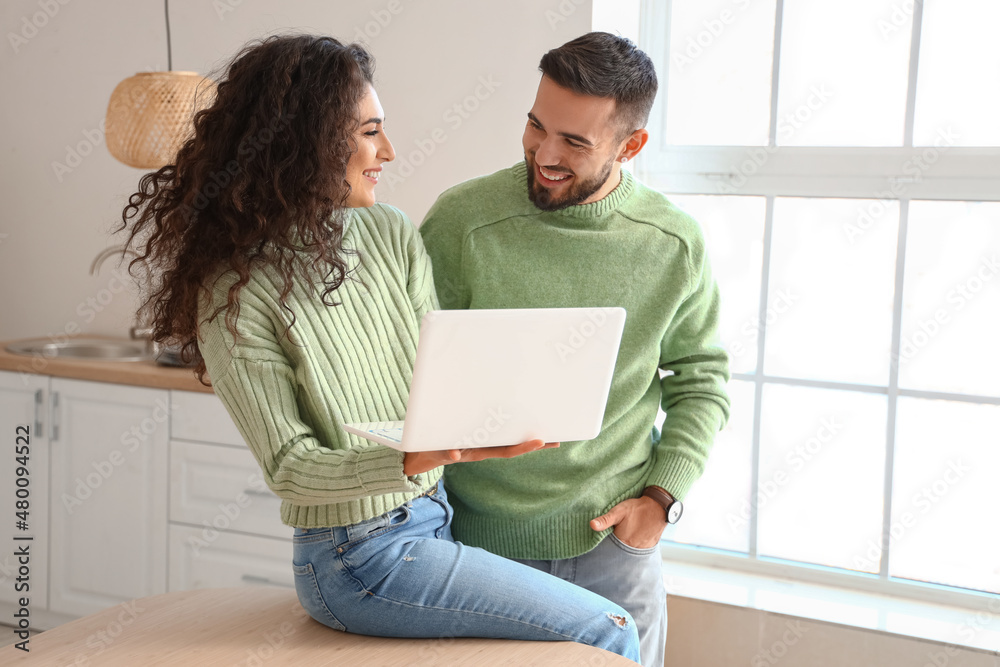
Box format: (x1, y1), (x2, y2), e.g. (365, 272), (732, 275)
(342, 307), (626, 452)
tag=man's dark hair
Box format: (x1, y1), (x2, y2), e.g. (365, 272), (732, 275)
(539, 32), (657, 139)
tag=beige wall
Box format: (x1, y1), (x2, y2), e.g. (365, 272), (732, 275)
(665, 597), (998, 667)
(0, 0), (592, 342)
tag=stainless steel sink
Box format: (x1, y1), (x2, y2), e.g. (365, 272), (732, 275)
(6, 338), (152, 362)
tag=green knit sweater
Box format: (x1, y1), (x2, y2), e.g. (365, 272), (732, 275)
(420, 161), (731, 560)
(196, 204), (441, 528)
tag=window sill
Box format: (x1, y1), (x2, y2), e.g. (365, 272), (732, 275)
(661, 551), (1000, 655)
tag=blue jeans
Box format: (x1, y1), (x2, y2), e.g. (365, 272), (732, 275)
(291, 481), (641, 663)
(514, 535), (667, 667)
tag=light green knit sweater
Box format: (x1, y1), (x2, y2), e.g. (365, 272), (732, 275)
(196, 204), (441, 528)
(420, 161), (731, 560)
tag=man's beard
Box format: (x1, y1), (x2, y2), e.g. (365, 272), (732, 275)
(524, 154), (616, 211)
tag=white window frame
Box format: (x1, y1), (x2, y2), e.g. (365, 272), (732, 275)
(637, 0), (1000, 613)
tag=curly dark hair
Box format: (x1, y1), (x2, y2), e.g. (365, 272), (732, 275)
(115, 34), (376, 385)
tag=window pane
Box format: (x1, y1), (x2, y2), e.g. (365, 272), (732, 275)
(914, 0), (1000, 146)
(776, 0), (912, 146)
(667, 195), (765, 374)
(765, 198), (898, 385)
(665, 380), (754, 553)
(665, 0), (777, 145)
(898, 201), (1000, 397)
(891, 398), (1000, 594)
(757, 384), (887, 572)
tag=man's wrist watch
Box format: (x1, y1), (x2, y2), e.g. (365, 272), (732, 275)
(642, 486), (683, 524)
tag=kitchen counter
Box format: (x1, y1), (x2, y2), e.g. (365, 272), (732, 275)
(0, 335), (213, 393)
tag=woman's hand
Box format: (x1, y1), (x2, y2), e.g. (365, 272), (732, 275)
(402, 440), (559, 476)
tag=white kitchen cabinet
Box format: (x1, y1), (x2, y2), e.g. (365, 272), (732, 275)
(170, 389), (245, 446)
(169, 440), (287, 540)
(47, 377), (169, 617)
(167, 389), (292, 591)
(0, 371), (50, 611)
(168, 525), (293, 591)
(1, 374), (292, 624)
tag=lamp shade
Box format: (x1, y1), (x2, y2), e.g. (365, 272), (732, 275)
(105, 71), (216, 169)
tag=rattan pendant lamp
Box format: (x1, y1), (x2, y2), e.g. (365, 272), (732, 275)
(105, 0), (215, 169)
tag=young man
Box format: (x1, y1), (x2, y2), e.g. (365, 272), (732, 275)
(419, 32), (730, 667)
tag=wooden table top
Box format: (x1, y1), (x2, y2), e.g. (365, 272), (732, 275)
(1, 587), (637, 666)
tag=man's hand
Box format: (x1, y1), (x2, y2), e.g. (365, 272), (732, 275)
(590, 496), (667, 549)
(403, 440), (559, 476)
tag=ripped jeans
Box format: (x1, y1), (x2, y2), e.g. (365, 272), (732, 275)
(291, 480), (641, 663)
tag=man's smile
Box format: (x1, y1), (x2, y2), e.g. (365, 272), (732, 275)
(536, 163), (573, 186)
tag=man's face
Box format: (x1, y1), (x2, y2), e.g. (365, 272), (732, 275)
(522, 75), (625, 211)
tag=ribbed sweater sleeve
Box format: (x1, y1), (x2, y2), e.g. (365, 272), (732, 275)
(207, 355), (418, 505)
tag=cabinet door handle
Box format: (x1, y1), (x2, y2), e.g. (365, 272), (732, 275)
(50, 391), (60, 442)
(241, 574), (293, 589)
(34, 389), (43, 438)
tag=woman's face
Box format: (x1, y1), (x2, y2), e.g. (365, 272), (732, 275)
(344, 85), (395, 208)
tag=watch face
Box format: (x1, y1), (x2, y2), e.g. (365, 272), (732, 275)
(667, 501), (683, 524)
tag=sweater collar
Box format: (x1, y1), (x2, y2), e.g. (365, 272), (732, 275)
(512, 159), (635, 219)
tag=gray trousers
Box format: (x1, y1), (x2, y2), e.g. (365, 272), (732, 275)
(513, 535), (667, 667)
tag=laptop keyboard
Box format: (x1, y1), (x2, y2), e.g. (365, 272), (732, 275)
(366, 425), (404, 443)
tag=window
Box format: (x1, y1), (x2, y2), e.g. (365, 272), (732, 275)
(638, 0), (1000, 605)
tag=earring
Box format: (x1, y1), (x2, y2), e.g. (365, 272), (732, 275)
(621, 156), (629, 163)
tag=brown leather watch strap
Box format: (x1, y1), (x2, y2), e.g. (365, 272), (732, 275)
(642, 485), (677, 522)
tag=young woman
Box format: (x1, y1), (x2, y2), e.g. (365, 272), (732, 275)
(117, 34), (640, 661)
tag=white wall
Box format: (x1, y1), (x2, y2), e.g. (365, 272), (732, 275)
(0, 0), (593, 342)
